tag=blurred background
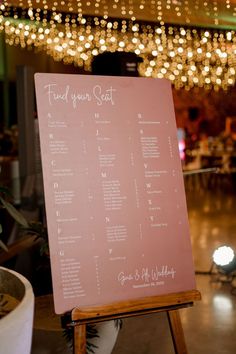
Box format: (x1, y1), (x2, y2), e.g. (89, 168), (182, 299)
(1, 1), (236, 353)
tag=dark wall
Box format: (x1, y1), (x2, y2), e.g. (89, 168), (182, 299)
(173, 86), (236, 137)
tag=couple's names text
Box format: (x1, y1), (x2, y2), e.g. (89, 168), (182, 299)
(118, 265), (177, 286)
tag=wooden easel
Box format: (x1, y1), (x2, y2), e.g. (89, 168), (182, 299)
(71, 289), (201, 354)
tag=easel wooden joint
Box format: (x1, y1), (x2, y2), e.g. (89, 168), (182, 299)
(71, 289), (201, 354)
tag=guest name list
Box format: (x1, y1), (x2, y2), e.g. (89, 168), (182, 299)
(35, 74), (196, 314)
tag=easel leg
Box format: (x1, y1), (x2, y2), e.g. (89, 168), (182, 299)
(73, 323), (86, 354)
(167, 310), (188, 354)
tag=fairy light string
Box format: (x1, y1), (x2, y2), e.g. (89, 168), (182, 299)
(0, 0), (236, 90)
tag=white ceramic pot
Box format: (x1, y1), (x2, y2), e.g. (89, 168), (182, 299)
(0, 266), (34, 354)
(87, 320), (121, 354)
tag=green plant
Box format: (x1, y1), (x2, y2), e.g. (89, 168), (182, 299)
(0, 185), (48, 255)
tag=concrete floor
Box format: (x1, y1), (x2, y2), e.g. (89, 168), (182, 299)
(31, 173), (236, 353)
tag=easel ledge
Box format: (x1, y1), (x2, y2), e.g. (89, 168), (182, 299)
(71, 289), (201, 323)
(71, 289), (201, 354)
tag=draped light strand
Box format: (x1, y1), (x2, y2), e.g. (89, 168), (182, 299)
(1, 1), (236, 90)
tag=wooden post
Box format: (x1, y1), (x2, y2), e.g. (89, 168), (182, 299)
(167, 309), (188, 354)
(73, 324), (86, 354)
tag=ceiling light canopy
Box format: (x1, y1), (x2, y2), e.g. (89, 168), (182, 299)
(1, 1), (236, 90)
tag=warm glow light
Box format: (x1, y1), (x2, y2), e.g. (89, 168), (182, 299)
(178, 139), (185, 160)
(226, 31), (232, 40)
(92, 48), (99, 55)
(0, 1), (236, 90)
(213, 246), (235, 266)
(213, 295), (233, 311)
(28, 9), (33, 17)
(119, 41), (125, 47)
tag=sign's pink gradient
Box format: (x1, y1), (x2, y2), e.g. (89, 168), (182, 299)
(35, 74), (196, 314)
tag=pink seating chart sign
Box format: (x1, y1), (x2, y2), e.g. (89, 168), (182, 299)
(34, 73), (196, 314)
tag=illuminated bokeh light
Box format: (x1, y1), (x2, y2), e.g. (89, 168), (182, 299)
(0, 1), (236, 90)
